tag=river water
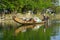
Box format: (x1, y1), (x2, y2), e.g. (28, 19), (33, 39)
(0, 20), (60, 40)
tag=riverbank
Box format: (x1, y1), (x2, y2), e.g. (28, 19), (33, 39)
(0, 13), (43, 20)
(0, 13), (44, 23)
(0, 13), (60, 20)
(0, 13), (60, 24)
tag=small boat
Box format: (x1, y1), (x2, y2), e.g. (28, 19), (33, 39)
(13, 16), (45, 25)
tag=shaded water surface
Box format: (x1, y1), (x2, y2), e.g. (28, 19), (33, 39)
(0, 20), (60, 40)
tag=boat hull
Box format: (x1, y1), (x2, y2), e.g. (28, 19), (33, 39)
(13, 16), (45, 24)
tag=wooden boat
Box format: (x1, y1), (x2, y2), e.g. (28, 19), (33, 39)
(13, 16), (45, 25)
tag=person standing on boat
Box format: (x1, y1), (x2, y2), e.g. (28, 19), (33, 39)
(42, 14), (49, 28)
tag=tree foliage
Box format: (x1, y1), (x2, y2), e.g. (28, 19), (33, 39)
(0, 0), (53, 13)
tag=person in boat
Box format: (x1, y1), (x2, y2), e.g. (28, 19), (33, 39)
(33, 17), (42, 23)
(22, 17), (26, 21)
(42, 14), (49, 21)
(23, 17), (42, 23)
(22, 17), (33, 23)
(22, 17), (42, 23)
(42, 14), (49, 28)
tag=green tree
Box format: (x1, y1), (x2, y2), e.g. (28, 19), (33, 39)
(0, 0), (53, 13)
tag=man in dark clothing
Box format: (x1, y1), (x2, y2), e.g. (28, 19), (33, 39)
(42, 14), (49, 28)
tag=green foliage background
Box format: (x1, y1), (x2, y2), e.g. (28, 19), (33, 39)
(0, 0), (53, 13)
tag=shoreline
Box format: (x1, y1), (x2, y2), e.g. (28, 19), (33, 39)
(0, 13), (60, 21)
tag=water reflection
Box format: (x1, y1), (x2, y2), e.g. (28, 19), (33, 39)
(15, 24), (44, 35)
(51, 24), (60, 40)
(0, 27), (3, 40)
(0, 20), (60, 40)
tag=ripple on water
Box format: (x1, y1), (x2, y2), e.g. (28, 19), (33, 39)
(0, 32), (3, 40)
(51, 26), (60, 40)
